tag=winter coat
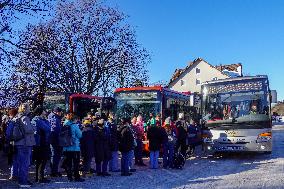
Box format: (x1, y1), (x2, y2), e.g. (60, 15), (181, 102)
(147, 126), (162, 151)
(94, 125), (111, 163)
(108, 121), (119, 151)
(133, 121), (144, 140)
(63, 120), (82, 152)
(80, 126), (95, 159)
(147, 118), (156, 127)
(176, 120), (187, 141)
(48, 112), (62, 146)
(5, 120), (14, 143)
(118, 125), (135, 153)
(160, 127), (168, 144)
(187, 124), (201, 145)
(31, 116), (51, 147)
(13, 113), (36, 147)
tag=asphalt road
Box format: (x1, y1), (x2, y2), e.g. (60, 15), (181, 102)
(1, 125), (284, 189)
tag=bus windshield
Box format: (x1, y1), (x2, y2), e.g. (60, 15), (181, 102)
(115, 91), (161, 121)
(202, 80), (271, 127)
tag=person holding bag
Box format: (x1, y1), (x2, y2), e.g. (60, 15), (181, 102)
(62, 113), (84, 182)
(13, 103), (36, 188)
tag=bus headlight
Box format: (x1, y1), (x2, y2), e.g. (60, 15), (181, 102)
(257, 132), (272, 142)
(260, 145), (266, 150)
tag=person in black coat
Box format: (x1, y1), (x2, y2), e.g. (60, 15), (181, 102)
(175, 113), (188, 157)
(94, 119), (111, 176)
(147, 124), (162, 169)
(118, 118), (135, 176)
(80, 119), (95, 177)
(107, 117), (120, 172)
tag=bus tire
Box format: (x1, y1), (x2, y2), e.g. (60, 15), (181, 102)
(264, 151), (272, 155)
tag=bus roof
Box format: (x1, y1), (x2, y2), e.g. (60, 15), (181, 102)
(114, 86), (163, 93)
(69, 94), (102, 100)
(202, 75), (268, 85)
(114, 86), (190, 97)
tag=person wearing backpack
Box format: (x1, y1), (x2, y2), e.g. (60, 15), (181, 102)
(13, 103), (36, 188)
(62, 113), (84, 182)
(48, 107), (63, 177)
(31, 107), (51, 183)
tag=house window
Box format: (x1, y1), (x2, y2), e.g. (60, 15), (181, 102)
(196, 79), (201, 85)
(196, 68), (201, 74)
(212, 77), (218, 81)
(180, 80), (185, 86)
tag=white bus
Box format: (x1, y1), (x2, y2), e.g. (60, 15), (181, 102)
(201, 76), (272, 153)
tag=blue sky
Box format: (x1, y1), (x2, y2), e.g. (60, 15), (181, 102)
(10, 0), (284, 100)
(108, 0), (284, 100)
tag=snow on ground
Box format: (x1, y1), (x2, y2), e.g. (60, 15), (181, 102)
(2, 126), (284, 189)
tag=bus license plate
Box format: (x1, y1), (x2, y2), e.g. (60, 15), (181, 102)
(227, 146), (244, 150)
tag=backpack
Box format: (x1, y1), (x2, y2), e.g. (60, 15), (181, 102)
(58, 124), (73, 147)
(11, 117), (25, 142)
(173, 152), (186, 169)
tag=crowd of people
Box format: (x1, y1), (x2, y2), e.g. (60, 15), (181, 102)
(0, 103), (202, 188)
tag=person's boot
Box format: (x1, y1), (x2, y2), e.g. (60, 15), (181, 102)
(74, 178), (85, 182)
(39, 178), (51, 183)
(81, 172), (86, 178)
(102, 172), (111, 176)
(138, 160), (147, 166)
(121, 172), (132, 176)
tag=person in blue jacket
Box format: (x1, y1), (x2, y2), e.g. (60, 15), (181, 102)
(5, 108), (18, 180)
(31, 107), (51, 183)
(48, 107), (63, 177)
(63, 113), (84, 182)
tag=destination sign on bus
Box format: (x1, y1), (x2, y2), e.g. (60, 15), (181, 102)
(207, 81), (263, 94)
(116, 92), (158, 100)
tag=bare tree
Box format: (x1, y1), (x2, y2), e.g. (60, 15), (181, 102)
(0, 0), (52, 64)
(14, 0), (150, 97)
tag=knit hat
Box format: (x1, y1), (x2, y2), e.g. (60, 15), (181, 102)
(83, 119), (92, 125)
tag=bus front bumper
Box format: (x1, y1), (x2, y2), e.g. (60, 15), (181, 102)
(203, 140), (272, 153)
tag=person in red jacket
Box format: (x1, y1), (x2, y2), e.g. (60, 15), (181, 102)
(133, 115), (146, 166)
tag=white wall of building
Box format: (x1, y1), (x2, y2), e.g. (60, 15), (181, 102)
(168, 60), (229, 93)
